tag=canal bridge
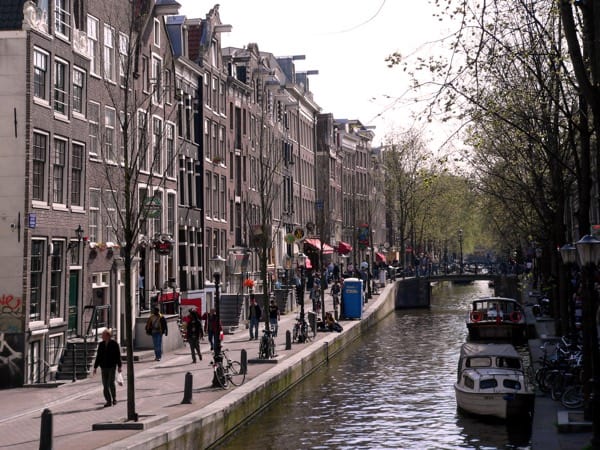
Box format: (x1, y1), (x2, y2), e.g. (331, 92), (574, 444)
(394, 273), (521, 309)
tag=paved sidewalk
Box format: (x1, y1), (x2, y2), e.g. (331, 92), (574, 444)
(0, 293), (348, 450)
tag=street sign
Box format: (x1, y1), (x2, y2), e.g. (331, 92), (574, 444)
(144, 197), (161, 219)
(285, 233), (296, 244)
(293, 228), (304, 240)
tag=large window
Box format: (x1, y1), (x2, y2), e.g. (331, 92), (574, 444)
(104, 191), (117, 242)
(53, 138), (67, 204)
(32, 132), (48, 202)
(152, 56), (162, 104)
(137, 111), (148, 171)
(87, 15), (99, 76)
(54, 0), (71, 40)
(33, 49), (48, 101)
(88, 101), (99, 157)
(89, 188), (100, 242)
(104, 107), (116, 162)
(119, 33), (128, 87)
(50, 241), (64, 318)
(103, 25), (115, 81)
(152, 117), (162, 173)
(166, 123), (175, 177)
(72, 68), (85, 115)
(71, 142), (83, 207)
(30, 239), (45, 320)
(54, 59), (68, 115)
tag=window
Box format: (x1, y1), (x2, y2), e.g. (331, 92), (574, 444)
(33, 49), (48, 101)
(30, 240), (45, 320)
(164, 69), (172, 104)
(50, 241), (64, 318)
(87, 16), (99, 76)
(104, 107), (116, 161)
(142, 56), (149, 92)
(119, 33), (128, 87)
(152, 56), (162, 104)
(479, 379), (498, 390)
(185, 94), (192, 140)
(32, 132), (48, 202)
(54, 60), (68, 115)
(103, 25), (115, 81)
(53, 138), (67, 204)
(152, 117), (162, 173)
(166, 123), (175, 177)
(167, 192), (175, 235)
(220, 175), (226, 220)
(104, 191), (117, 242)
(88, 101), (99, 157)
(72, 68), (85, 115)
(153, 18), (161, 46)
(71, 142), (83, 206)
(137, 111), (148, 171)
(54, 0), (71, 40)
(89, 188), (100, 242)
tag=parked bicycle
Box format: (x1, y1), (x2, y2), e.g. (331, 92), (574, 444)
(292, 316), (311, 344)
(259, 328), (276, 359)
(211, 348), (245, 389)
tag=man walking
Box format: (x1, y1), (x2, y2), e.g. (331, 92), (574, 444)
(93, 328), (122, 407)
(248, 295), (261, 340)
(269, 299), (280, 337)
(203, 308), (222, 351)
(146, 307), (168, 361)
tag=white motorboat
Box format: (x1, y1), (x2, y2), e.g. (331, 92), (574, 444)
(454, 342), (535, 420)
(466, 297), (528, 342)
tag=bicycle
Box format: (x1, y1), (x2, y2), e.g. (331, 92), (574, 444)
(259, 328), (276, 359)
(292, 316), (311, 344)
(211, 349), (245, 389)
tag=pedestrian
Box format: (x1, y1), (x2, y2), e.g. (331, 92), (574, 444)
(203, 308), (222, 351)
(145, 307), (168, 361)
(269, 299), (280, 337)
(185, 309), (203, 363)
(93, 328), (122, 407)
(248, 295), (261, 340)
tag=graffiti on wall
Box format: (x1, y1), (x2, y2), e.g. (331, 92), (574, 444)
(0, 332), (24, 388)
(0, 293), (23, 333)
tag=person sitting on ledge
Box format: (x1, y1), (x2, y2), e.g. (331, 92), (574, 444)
(325, 312), (343, 333)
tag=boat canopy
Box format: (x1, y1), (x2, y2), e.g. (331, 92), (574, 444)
(459, 343), (521, 359)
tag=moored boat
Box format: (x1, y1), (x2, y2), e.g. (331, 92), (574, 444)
(466, 297), (527, 342)
(454, 342), (535, 420)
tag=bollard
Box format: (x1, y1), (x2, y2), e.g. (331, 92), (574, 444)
(39, 408), (52, 450)
(240, 349), (247, 375)
(181, 372), (193, 404)
(285, 330), (292, 350)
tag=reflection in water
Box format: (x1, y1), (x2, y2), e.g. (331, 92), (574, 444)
(219, 281), (532, 450)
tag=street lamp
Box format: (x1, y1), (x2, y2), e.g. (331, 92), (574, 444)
(458, 229), (464, 274)
(296, 252), (307, 325)
(559, 243), (577, 335)
(209, 255), (226, 387)
(575, 235), (600, 448)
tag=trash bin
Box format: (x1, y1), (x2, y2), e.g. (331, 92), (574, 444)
(342, 278), (363, 319)
(379, 270), (387, 287)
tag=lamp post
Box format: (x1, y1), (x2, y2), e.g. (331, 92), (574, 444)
(575, 235), (600, 449)
(559, 243), (577, 335)
(458, 229), (464, 274)
(209, 255), (226, 387)
(296, 252), (307, 325)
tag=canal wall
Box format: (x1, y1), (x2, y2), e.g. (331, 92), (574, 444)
(106, 281), (399, 449)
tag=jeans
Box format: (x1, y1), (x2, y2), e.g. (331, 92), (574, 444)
(188, 337), (201, 362)
(207, 330), (216, 351)
(101, 367), (116, 403)
(249, 318), (259, 339)
(152, 332), (163, 360)
(270, 318), (278, 337)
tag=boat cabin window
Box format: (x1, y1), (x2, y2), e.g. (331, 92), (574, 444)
(479, 379), (498, 389)
(496, 357), (522, 369)
(463, 376), (475, 389)
(466, 357), (491, 368)
(503, 379), (522, 390)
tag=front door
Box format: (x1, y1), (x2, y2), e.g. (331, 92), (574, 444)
(68, 272), (79, 335)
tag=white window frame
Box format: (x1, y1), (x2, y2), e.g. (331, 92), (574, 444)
(89, 188), (101, 242)
(104, 106), (116, 162)
(119, 33), (129, 88)
(151, 55), (162, 105)
(72, 67), (85, 116)
(33, 48), (49, 104)
(87, 15), (100, 76)
(32, 130), (49, 204)
(52, 136), (68, 206)
(103, 25), (115, 82)
(88, 101), (100, 158)
(54, 0), (71, 41)
(53, 58), (69, 117)
(153, 18), (161, 47)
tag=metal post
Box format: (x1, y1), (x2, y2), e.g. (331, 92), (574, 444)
(181, 372), (193, 404)
(240, 349), (247, 375)
(71, 343), (76, 382)
(211, 272), (222, 388)
(39, 408), (52, 450)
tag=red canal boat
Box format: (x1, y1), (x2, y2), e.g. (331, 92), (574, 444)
(466, 297), (527, 342)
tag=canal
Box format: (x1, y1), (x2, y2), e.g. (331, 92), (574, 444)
(218, 280), (532, 449)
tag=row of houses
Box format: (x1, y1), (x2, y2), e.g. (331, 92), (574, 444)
(0, 0), (386, 388)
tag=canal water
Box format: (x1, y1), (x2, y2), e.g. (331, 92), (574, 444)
(218, 280), (532, 450)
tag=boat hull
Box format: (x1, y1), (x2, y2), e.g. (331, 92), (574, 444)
(467, 322), (527, 342)
(454, 384), (534, 420)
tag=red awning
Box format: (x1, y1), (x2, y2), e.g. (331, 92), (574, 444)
(375, 252), (386, 262)
(337, 241), (353, 255)
(304, 238), (334, 254)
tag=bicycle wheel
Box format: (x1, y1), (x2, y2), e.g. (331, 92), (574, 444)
(561, 384), (584, 409)
(228, 361), (246, 386)
(259, 338), (267, 359)
(269, 337), (276, 358)
(293, 324), (299, 342)
(214, 364), (229, 388)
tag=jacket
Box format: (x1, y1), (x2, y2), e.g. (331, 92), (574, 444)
(94, 339), (122, 370)
(146, 314), (168, 335)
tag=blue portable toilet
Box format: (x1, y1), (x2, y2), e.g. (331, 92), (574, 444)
(342, 278), (363, 319)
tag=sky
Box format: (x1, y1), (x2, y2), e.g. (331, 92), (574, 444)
(179, 0), (454, 148)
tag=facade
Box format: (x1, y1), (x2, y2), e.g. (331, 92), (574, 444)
(0, 0), (379, 389)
